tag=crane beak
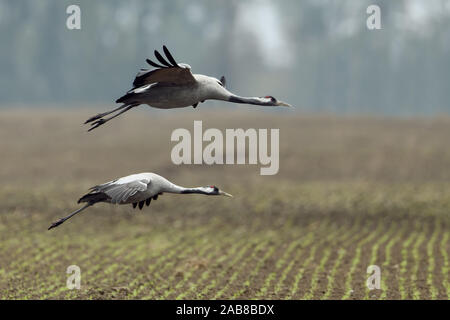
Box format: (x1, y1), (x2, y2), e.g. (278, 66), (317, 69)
(219, 190), (233, 197)
(277, 101), (292, 107)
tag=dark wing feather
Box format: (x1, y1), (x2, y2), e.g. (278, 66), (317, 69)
(130, 46), (196, 88)
(154, 50), (172, 67)
(146, 59), (165, 69)
(132, 66), (195, 88)
(163, 45), (179, 67)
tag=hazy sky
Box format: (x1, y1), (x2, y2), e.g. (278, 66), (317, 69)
(2, 0), (450, 114)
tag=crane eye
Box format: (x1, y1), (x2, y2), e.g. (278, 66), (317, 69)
(264, 96), (275, 101)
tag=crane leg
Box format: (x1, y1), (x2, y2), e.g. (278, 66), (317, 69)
(88, 104), (137, 132)
(48, 203), (93, 230)
(84, 104), (128, 124)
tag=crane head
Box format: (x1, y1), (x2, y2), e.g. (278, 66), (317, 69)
(206, 185), (233, 197)
(263, 96), (291, 107)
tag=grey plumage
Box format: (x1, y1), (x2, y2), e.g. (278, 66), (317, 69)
(84, 45), (291, 131)
(93, 179), (149, 204)
(48, 172), (232, 230)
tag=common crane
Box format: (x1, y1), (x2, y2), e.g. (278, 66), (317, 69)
(85, 46), (291, 131)
(48, 172), (232, 230)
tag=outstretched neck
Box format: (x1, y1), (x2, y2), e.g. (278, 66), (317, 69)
(162, 183), (209, 195)
(205, 84), (271, 107)
(228, 95), (271, 106)
(180, 187), (209, 195)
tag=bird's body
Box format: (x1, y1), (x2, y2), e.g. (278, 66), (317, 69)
(48, 172), (232, 230)
(85, 172), (200, 204)
(124, 75), (226, 110)
(86, 173), (172, 204)
(85, 46), (291, 131)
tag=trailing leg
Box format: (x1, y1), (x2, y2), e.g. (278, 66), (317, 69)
(87, 104), (138, 131)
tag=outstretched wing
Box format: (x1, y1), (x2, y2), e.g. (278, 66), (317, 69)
(132, 45), (196, 88)
(90, 178), (150, 204)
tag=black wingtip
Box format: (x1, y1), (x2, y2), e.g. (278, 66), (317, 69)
(163, 45), (178, 67)
(146, 58), (165, 69)
(154, 50), (172, 67)
(220, 76), (226, 88)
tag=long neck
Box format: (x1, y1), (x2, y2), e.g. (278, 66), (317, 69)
(161, 183), (209, 195)
(206, 84), (271, 106)
(228, 94), (271, 106)
(180, 187), (209, 195)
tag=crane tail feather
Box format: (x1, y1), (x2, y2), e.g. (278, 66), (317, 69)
(77, 192), (109, 204)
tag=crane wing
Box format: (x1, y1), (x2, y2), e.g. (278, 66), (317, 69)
(91, 178), (150, 204)
(133, 67), (195, 87)
(132, 45), (196, 88)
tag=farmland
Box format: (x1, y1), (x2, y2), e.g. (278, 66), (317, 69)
(0, 109), (449, 299)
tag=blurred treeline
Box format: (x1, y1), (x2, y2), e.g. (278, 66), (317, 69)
(1, 0), (449, 114)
